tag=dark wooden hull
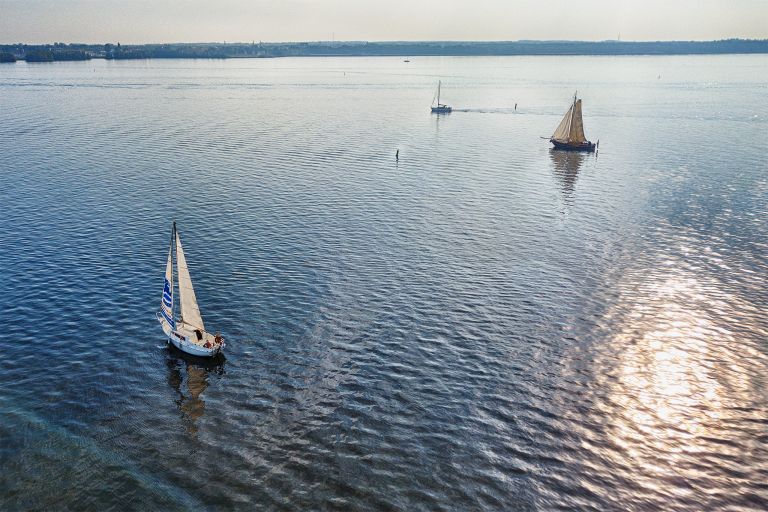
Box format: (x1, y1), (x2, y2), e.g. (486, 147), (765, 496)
(431, 106), (452, 114)
(550, 139), (596, 152)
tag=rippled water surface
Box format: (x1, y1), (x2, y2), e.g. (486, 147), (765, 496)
(1, 55), (767, 510)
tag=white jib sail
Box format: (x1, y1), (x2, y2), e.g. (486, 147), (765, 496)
(175, 230), (205, 331)
(160, 244), (174, 336)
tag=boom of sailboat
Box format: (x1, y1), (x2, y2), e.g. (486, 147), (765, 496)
(158, 222), (224, 357)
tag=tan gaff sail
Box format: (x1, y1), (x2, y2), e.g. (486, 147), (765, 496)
(569, 100), (587, 143)
(551, 104), (574, 142)
(175, 231), (205, 330)
(552, 99), (588, 144)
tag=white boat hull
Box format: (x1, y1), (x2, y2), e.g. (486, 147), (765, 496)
(157, 312), (223, 357)
(168, 333), (222, 357)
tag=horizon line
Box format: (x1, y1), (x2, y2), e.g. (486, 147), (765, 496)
(3, 37), (767, 46)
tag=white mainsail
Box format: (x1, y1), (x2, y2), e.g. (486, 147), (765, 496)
(159, 244), (174, 336)
(175, 230), (205, 331)
(432, 80), (447, 108)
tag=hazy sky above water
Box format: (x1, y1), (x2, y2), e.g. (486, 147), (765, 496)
(1, 0), (766, 44)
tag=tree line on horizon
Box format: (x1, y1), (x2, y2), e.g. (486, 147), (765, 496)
(1, 39), (767, 62)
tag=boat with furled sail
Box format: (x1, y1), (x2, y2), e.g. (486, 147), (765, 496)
(157, 222), (224, 357)
(430, 80), (452, 114)
(549, 93), (596, 152)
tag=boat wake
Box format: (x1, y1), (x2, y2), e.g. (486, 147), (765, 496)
(451, 108), (519, 114)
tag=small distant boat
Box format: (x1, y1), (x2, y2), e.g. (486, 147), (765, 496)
(430, 80), (452, 114)
(550, 93), (596, 152)
(157, 222), (224, 357)
(404, 57), (411, 63)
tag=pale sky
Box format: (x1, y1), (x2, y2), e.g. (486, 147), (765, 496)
(1, 0), (766, 44)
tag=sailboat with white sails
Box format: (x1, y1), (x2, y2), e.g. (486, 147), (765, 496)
(157, 222), (224, 357)
(430, 80), (452, 114)
(549, 92), (596, 152)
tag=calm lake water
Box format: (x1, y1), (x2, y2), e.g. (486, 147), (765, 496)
(1, 55), (767, 511)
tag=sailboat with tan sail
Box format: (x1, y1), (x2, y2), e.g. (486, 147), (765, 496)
(157, 222), (224, 357)
(549, 92), (597, 152)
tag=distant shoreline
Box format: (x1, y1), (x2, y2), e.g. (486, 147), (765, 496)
(1, 39), (767, 62)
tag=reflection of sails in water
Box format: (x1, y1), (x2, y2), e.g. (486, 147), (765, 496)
(166, 351), (225, 436)
(549, 149), (585, 200)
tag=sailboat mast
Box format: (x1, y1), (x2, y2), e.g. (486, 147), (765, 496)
(567, 92), (577, 141)
(170, 221), (176, 326)
(437, 81), (441, 105)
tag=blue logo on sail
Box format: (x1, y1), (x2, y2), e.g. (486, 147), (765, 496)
(163, 280), (172, 308)
(161, 278), (174, 328)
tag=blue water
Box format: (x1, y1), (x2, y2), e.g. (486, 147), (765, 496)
(1, 55), (767, 510)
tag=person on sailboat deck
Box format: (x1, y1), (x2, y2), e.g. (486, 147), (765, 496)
(205, 334), (223, 348)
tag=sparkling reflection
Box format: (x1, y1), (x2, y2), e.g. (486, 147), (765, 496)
(595, 258), (767, 502)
